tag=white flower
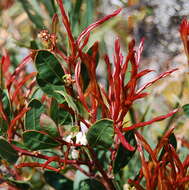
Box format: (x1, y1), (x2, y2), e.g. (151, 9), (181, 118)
(71, 149), (79, 159)
(75, 121), (88, 145)
(63, 134), (73, 143)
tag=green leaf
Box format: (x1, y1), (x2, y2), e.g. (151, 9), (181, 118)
(0, 88), (12, 120)
(86, 119), (114, 149)
(0, 118), (8, 135)
(76, 101), (89, 119)
(96, 149), (111, 171)
(81, 62), (90, 92)
(73, 165), (89, 190)
(168, 133), (177, 149)
(112, 174), (123, 190)
(55, 90), (78, 113)
(36, 74), (65, 103)
(40, 113), (59, 137)
(25, 99), (44, 130)
(33, 150), (59, 168)
(113, 130), (137, 173)
(30, 87), (43, 100)
(78, 179), (106, 190)
(23, 130), (60, 150)
(44, 171), (73, 190)
(0, 138), (18, 164)
(50, 99), (73, 125)
(35, 51), (65, 85)
(183, 104), (189, 117)
(8, 179), (31, 190)
(11, 141), (28, 150)
(35, 50), (66, 103)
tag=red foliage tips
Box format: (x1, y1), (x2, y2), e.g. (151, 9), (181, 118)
(56, 0), (75, 56)
(180, 18), (189, 63)
(7, 107), (30, 142)
(127, 129), (189, 189)
(77, 9), (122, 46)
(123, 109), (178, 132)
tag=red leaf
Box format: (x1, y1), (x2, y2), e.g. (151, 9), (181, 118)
(79, 32), (90, 50)
(135, 134), (151, 189)
(183, 155), (189, 170)
(137, 68), (178, 94)
(121, 44), (135, 79)
(11, 72), (37, 102)
(7, 53), (32, 90)
(135, 131), (157, 162)
(75, 62), (89, 112)
(136, 69), (154, 79)
(56, 0), (75, 55)
(168, 144), (184, 177)
(115, 127), (135, 151)
(136, 37), (145, 65)
(104, 55), (113, 97)
(1, 51), (10, 74)
(7, 107), (30, 142)
(0, 100), (8, 121)
(180, 137), (189, 149)
(154, 127), (175, 157)
(180, 17), (189, 37)
(180, 18), (189, 62)
(77, 8), (122, 45)
(177, 176), (189, 184)
(123, 109), (178, 132)
(131, 92), (148, 101)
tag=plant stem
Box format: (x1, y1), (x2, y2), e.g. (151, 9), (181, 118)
(88, 146), (116, 190)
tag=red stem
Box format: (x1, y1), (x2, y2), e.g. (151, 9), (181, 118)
(87, 146), (116, 190)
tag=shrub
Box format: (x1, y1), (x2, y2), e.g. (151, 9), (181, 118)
(0, 1), (189, 189)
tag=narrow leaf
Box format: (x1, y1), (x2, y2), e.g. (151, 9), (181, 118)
(123, 109), (178, 132)
(77, 8), (122, 45)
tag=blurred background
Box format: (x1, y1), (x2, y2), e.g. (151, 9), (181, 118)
(1, 0), (189, 188)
